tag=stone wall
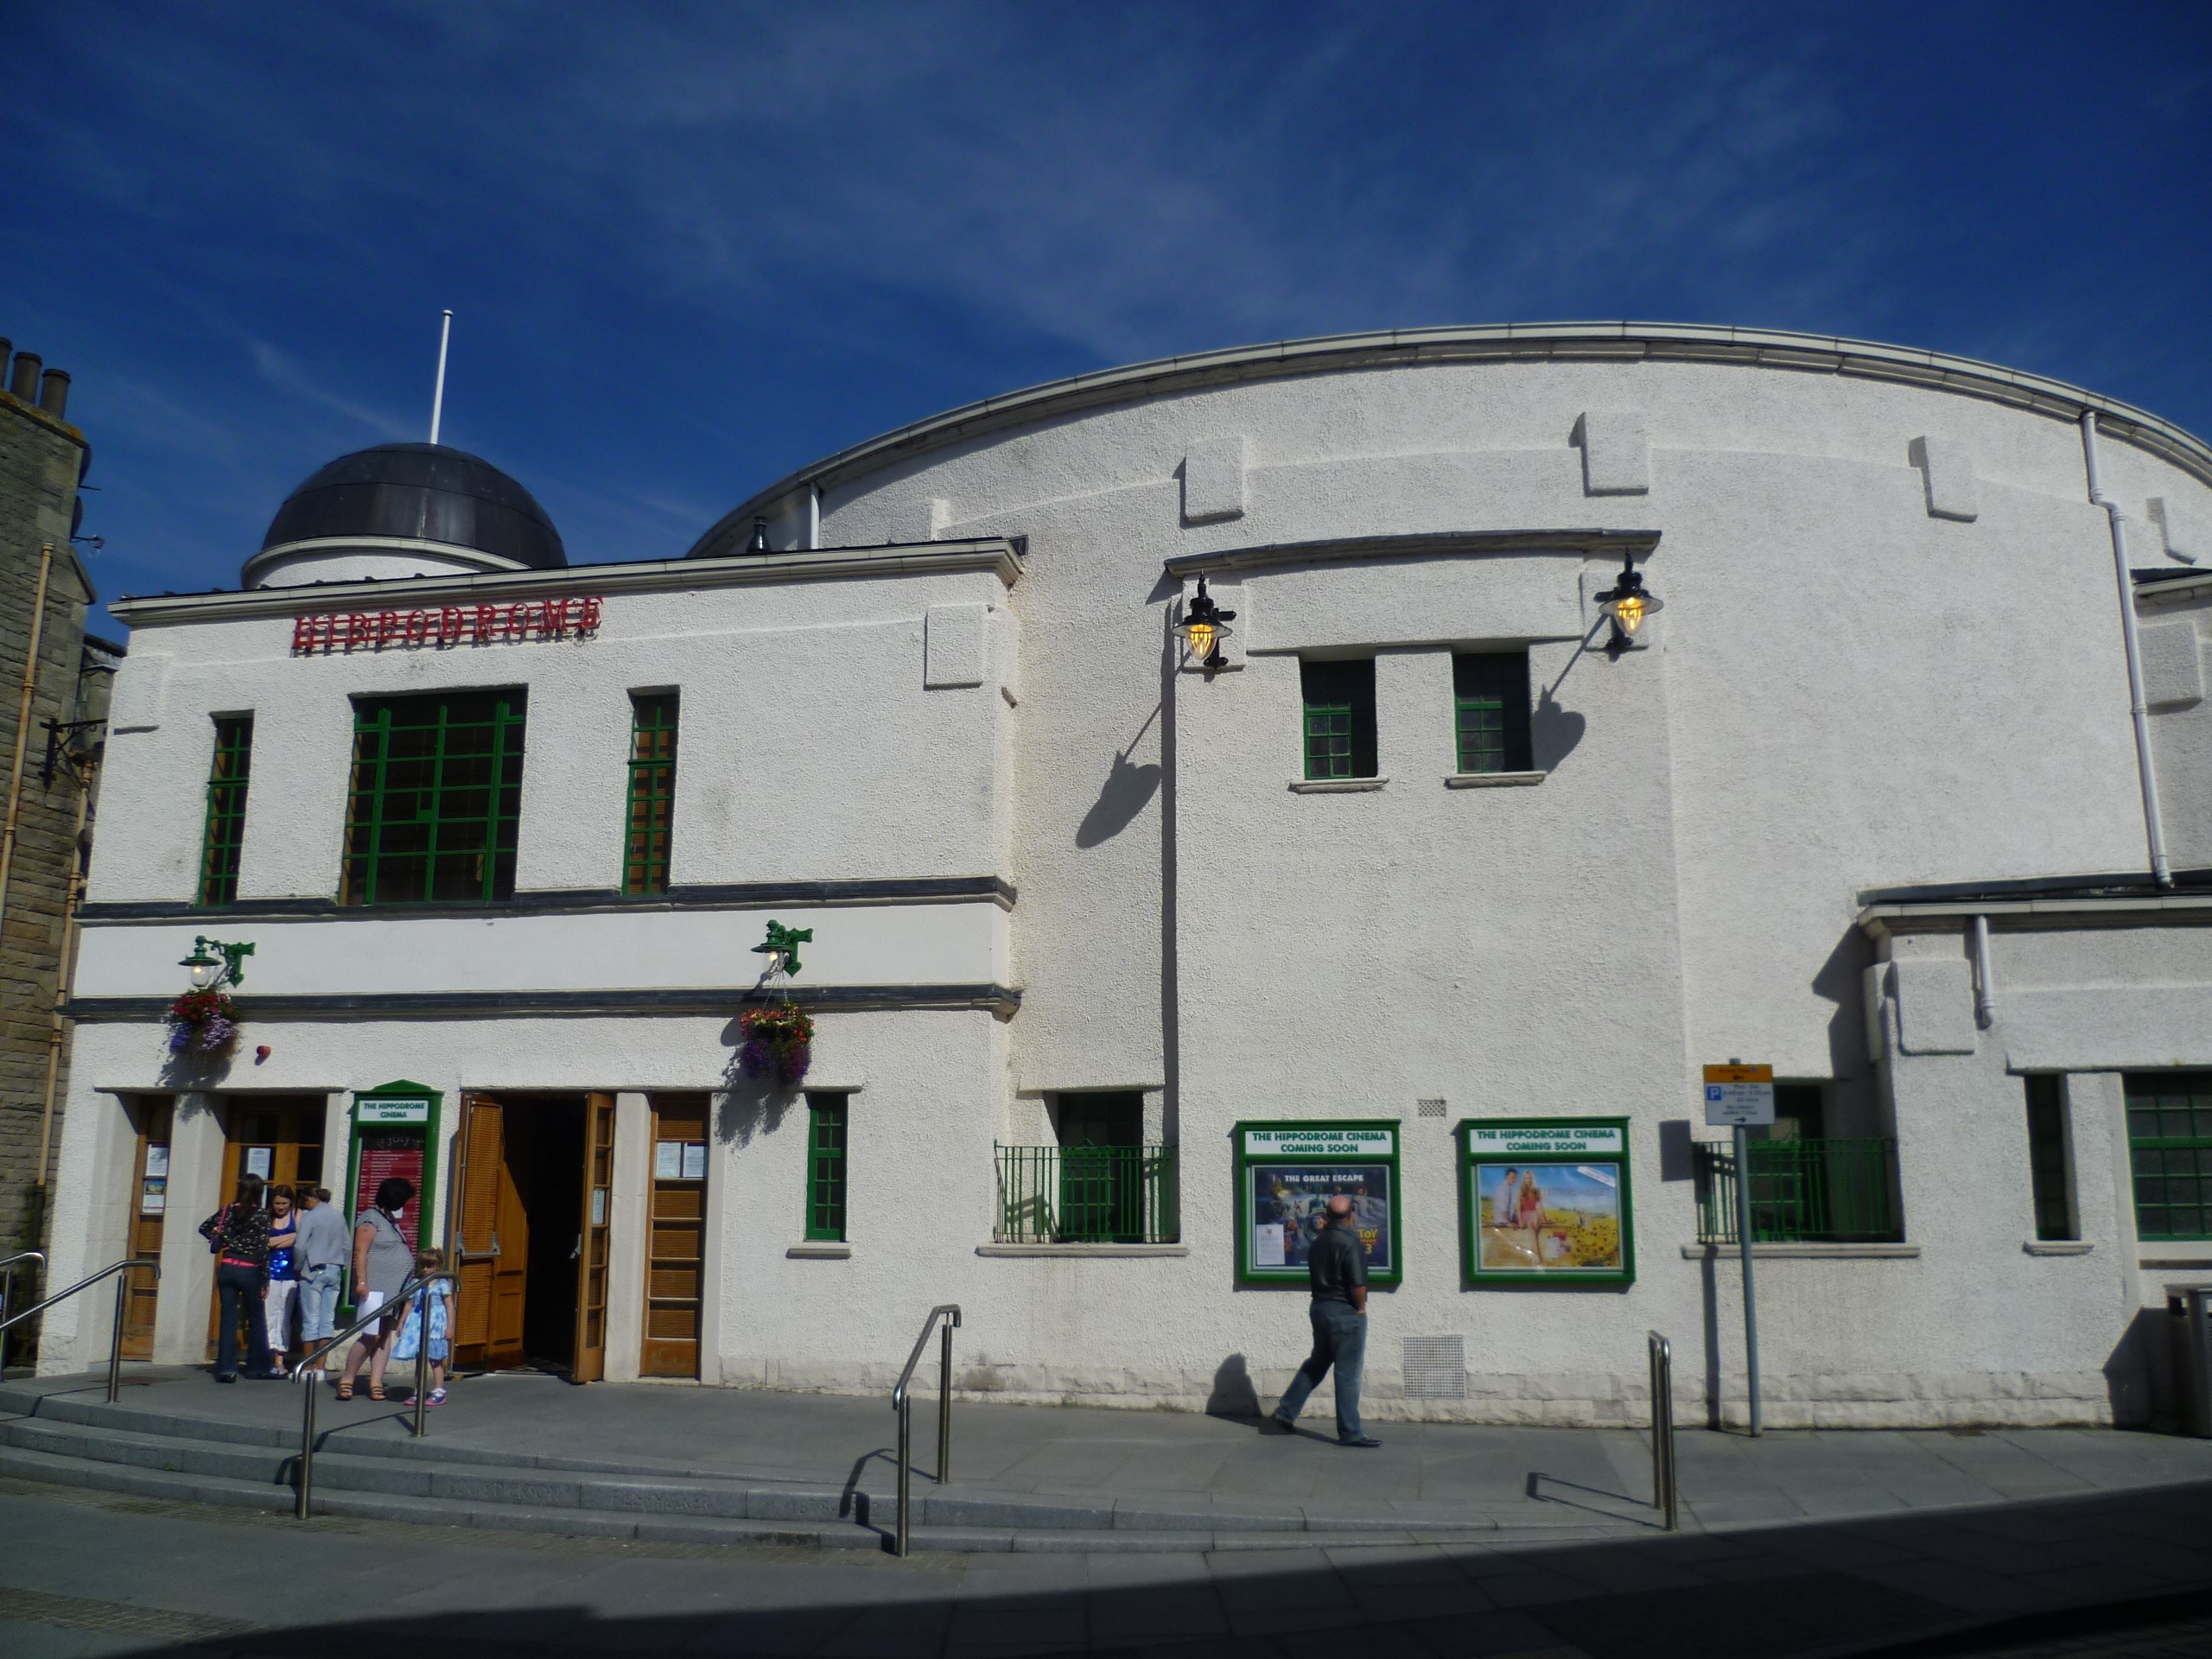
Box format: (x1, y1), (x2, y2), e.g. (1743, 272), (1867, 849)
(0, 354), (97, 1260)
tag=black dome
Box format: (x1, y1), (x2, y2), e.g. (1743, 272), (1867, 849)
(260, 443), (566, 569)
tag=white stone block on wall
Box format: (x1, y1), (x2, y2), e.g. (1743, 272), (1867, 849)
(924, 602), (988, 688)
(106, 654), (169, 732)
(1910, 435), (1979, 522)
(1181, 435), (1247, 524)
(2149, 497), (2205, 564)
(1863, 963), (1891, 1064)
(1893, 957), (1976, 1054)
(2138, 618), (2205, 708)
(1573, 411), (1649, 496)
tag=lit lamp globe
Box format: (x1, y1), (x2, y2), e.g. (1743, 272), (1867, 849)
(1596, 557), (1662, 653)
(181, 945), (221, 990)
(1176, 576), (1237, 669)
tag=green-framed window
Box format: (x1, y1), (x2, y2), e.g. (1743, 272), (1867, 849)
(1300, 658), (1377, 780)
(2024, 1076), (2075, 1242)
(804, 1093), (848, 1241)
(624, 692), (678, 894)
(1452, 652), (1533, 774)
(197, 715), (254, 906)
(340, 690), (527, 906)
(2124, 1072), (2212, 1241)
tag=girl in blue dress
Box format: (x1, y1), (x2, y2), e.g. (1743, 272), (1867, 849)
(391, 1247), (454, 1407)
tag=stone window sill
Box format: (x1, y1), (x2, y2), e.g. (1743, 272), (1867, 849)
(786, 1241), (851, 1259)
(1445, 771), (1546, 789)
(1680, 1242), (1920, 1260)
(1288, 778), (1387, 794)
(976, 1243), (1190, 1258)
(2023, 1240), (2093, 1256)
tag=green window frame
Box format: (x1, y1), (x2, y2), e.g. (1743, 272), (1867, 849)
(804, 1094), (848, 1241)
(1452, 652), (1533, 774)
(624, 691), (678, 895)
(197, 715), (254, 906)
(2124, 1072), (2212, 1242)
(2024, 1076), (2075, 1242)
(1300, 658), (1377, 780)
(340, 690), (527, 906)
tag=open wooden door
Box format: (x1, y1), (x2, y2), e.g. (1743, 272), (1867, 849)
(572, 1093), (616, 1382)
(453, 1094), (526, 1371)
(120, 1098), (172, 1360)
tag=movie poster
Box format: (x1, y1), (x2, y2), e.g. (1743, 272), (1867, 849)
(1461, 1120), (1635, 1286)
(1249, 1163), (1394, 1274)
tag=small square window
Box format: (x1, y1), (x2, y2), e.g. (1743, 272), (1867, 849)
(1452, 652), (1532, 774)
(1300, 658), (1377, 779)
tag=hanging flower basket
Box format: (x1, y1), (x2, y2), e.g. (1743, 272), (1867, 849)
(738, 1002), (814, 1084)
(166, 987), (241, 1057)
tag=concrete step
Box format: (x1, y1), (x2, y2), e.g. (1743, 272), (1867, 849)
(0, 1386), (1530, 1541)
(0, 1439), (1537, 1555)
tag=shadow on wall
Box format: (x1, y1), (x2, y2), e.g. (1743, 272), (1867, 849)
(1205, 1353), (1262, 1419)
(715, 1019), (798, 1147)
(1077, 702), (1165, 848)
(1532, 683), (1586, 772)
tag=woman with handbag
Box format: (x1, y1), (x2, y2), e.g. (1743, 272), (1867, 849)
(335, 1177), (415, 1402)
(197, 1174), (277, 1382)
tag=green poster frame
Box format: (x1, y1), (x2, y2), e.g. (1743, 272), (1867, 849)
(1457, 1116), (1635, 1289)
(1233, 1120), (1403, 1287)
(342, 1078), (445, 1264)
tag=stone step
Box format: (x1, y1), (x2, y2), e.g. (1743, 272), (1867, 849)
(0, 1440), (1535, 1554)
(0, 1389), (1530, 1538)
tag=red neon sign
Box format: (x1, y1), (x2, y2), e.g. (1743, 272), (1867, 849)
(291, 596), (603, 655)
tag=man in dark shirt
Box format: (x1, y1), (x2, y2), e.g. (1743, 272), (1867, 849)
(1268, 1193), (1381, 1446)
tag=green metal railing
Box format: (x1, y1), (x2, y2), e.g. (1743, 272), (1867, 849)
(995, 1144), (1179, 1243)
(1694, 1137), (1903, 1244)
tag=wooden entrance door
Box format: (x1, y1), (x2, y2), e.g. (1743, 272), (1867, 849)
(571, 1094), (616, 1382)
(453, 1094), (528, 1371)
(206, 1097), (326, 1359)
(643, 1094), (709, 1378)
(120, 1097), (173, 1360)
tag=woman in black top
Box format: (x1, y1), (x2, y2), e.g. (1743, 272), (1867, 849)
(199, 1173), (276, 1382)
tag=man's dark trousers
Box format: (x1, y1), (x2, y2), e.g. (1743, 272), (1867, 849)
(1273, 1300), (1366, 1442)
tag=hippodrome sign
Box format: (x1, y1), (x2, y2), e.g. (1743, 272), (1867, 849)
(291, 595), (604, 655)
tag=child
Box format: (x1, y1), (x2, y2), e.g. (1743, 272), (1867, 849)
(390, 1247), (454, 1407)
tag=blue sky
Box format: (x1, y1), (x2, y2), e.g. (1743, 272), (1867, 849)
(3, 3), (2207, 637)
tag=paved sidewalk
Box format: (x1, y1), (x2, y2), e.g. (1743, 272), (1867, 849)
(8, 1365), (2211, 1538)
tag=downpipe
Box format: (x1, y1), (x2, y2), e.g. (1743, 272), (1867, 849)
(2083, 411), (2173, 887)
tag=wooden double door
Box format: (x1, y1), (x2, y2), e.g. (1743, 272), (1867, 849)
(452, 1093), (613, 1381)
(206, 1096), (326, 1361)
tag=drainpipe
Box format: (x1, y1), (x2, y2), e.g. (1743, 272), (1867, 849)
(805, 483), (822, 550)
(36, 741), (95, 1195)
(2082, 412), (2172, 887)
(1971, 914), (1996, 1029)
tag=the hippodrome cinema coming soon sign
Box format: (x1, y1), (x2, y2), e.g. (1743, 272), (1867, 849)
(291, 595), (604, 655)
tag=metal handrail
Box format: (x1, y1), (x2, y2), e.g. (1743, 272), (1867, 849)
(0, 1250), (45, 1372)
(296, 1272), (435, 1521)
(889, 1303), (961, 1557)
(0, 1257), (158, 1403)
(1648, 1331), (1678, 1531)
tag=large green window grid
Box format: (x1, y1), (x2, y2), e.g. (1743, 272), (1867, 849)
(804, 1095), (847, 1241)
(340, 690), (527, 906)
(1453, 652), (1534, 774)
(2024, 1076), (2075, 1241)
(624, 692), (677, 894)
(197, 715), (254, 906)
(2125, 1072), (2212, 1241)
(1300, 658), (1377, 780)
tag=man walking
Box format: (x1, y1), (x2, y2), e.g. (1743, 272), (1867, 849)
(292, 1186), (350, 1375)
(1268, 1192), (1381, 1446)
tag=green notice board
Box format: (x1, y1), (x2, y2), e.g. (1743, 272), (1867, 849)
(1458, 1117), (1634, 1288)
(1234, 1120), (1402, 1287)
(343, 1079), (444, 1257)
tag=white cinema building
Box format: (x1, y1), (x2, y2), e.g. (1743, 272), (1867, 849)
(36, 322), (2212, 1429)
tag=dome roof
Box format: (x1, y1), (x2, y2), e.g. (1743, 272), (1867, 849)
(259, 442), (566, 570)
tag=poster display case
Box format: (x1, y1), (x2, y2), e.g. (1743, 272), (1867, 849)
(343, 1079), (444, 1256)
(1458, 1117), (1634, 1288)
(1234, 1121), (1402, 1287)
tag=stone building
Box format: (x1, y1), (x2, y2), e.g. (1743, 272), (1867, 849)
(0, 336), (108, 1268)
(35, 323), (2212, 1427)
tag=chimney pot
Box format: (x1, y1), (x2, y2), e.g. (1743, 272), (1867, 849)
(746, 515), (770, 555)
(9, 353), (40, 403)
(37, 368), (69, 420)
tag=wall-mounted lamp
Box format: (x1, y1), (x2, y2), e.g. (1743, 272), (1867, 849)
(1594, 554), (1663, 658)
(181, 937), (254, 990)
(1175, 577), (1237, 670)
(753, 918), (813, 978)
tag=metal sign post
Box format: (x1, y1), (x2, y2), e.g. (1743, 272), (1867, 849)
(1703, 1061), (1774, 1437)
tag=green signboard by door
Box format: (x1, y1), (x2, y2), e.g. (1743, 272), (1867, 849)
(344, 1079), (445, 1256)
